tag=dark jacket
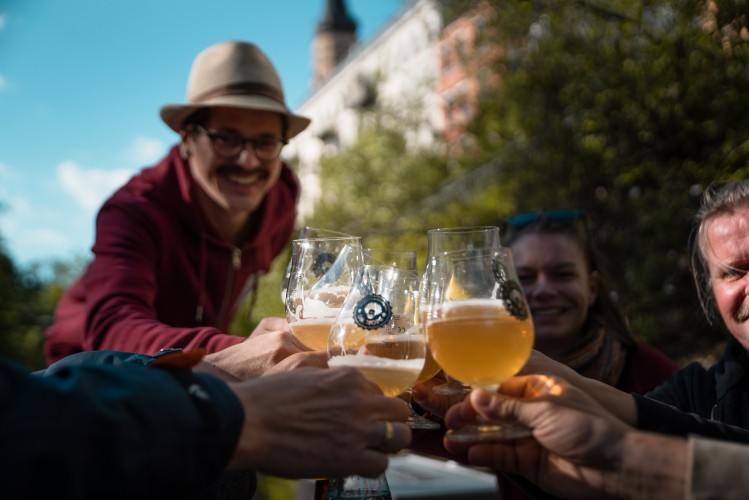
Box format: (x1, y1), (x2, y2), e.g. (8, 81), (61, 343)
(636, 336), (749, 442)
(44, 145), (298, 363)
(0, 351), (244, 499)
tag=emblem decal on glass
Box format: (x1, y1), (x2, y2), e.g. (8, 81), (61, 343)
(353, 294), (392, 330)
(492, 258), (528, 319)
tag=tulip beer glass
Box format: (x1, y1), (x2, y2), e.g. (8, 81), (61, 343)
(426, 247), (534, 442)
(285, 236), (363, 351)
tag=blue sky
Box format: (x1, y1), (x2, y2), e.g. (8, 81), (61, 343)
(0, 0), (402, 269)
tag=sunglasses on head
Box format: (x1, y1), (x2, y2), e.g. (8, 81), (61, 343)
(504, 209), (586, 229)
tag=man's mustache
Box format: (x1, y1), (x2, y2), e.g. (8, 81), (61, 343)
(217, 164), (270, 180)
(734, 301), (749, 323)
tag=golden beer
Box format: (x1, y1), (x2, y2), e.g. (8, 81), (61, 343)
(415, 309), (442, 384)
(289, 319), (334, 351)
(426, 299), (534, 389)
(415, 347), (441, 384)
(364, 336), (426, 360)
(328, 355), (424, 397)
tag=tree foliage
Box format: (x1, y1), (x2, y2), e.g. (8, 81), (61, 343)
(0, 225), (89, 369)
(6, 0), (749, 369)
(461, 0), (749, 359)
(0, 242), (47, 370)
(306, 0), (749, 361)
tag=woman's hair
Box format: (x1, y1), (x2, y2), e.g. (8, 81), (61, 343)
(690, 179), (749, 324)
(503, 211), (635, 346)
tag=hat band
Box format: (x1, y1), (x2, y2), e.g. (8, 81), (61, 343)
(191, 82), (285, 106)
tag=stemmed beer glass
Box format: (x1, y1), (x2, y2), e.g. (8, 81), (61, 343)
(280, 227), (354, 303)
(363, 248), (440, 429)
(285, 236), (363, 351)
(328, 264), (424, 395)
(422, 226), (501, 395)
(326, 264), (424, 498)
(425, 247), (535, 443)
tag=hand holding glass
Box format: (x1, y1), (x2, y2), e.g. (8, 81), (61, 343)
(325, 265), (423, 500)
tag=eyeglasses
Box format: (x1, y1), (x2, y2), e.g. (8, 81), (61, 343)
(192, 125), (287, 161)
(504, 209), (586, 228)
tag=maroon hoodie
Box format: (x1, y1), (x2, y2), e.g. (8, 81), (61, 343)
(44, 145), (298, 364)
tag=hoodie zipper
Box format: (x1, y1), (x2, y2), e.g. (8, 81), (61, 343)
(215, 246), (242, 327)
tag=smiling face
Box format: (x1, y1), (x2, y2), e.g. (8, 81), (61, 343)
(703, 204), (749, 351)
(510, 232), (599, 356)
(182, 106), (284, 241)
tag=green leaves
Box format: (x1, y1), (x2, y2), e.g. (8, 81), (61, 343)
(253, 0), (749, 362)
(470, 0), (749, 358)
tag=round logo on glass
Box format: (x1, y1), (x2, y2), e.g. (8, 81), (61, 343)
(493, 259), (528, 320)
(313, 252), (336, 278)
(354, 294), (392, 330)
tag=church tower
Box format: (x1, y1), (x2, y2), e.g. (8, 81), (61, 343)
(313, 0), (358, 88)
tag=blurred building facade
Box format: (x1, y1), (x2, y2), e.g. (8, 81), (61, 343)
(285, 0), (497, 221)
(437, 1), (500, 143)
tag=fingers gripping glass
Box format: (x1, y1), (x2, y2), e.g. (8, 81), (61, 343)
(504, 209), (585, 229)
(192, 125), (287, 160)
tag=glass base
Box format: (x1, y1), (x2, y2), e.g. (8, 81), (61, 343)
(325, 473), (392, 499)
(431, 381), (471, 396)
(445, 422), (532, 443)
(407, 410), (441, 430)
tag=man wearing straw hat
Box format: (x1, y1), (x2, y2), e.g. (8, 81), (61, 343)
(44, 41), (318, 378)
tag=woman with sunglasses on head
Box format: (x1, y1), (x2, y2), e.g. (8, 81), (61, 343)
(496, 209), (679, 500)
(413, 213), (677, 412)
(503, 209), (678, 394)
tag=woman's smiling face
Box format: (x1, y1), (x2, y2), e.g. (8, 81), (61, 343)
(510, 232), (598, 355)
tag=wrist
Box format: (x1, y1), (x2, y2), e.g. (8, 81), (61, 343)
(601, 431), (686, 499)
(581, 377), (637, 425)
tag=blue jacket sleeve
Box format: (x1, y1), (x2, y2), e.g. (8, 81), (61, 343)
(0, 355), (244, 499)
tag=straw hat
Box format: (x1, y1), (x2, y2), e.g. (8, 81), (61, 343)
(160, 41), (311, 138)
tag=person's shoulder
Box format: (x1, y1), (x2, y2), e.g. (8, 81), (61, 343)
(272, 163), (300, 199)
(101, 153), (182, 217)
(630, 341), (680, 370)
(116, 160), (175, 200)
(617, 341), (681, 394)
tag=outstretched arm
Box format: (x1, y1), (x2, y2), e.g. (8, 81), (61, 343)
(519, 350), (639, 424)
(444, 376), (686, 499)
(412, 350), (639, 426)
(228, 366), (411, 478)
(2, 356), (242, 499)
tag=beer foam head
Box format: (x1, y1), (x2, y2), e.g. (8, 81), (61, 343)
(328, 354), (424, 370)
(288, 285), (350, 320)
(436, 298), (512, 318)
(299, 298), (341, 318)
(290, 317), (335, 327)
